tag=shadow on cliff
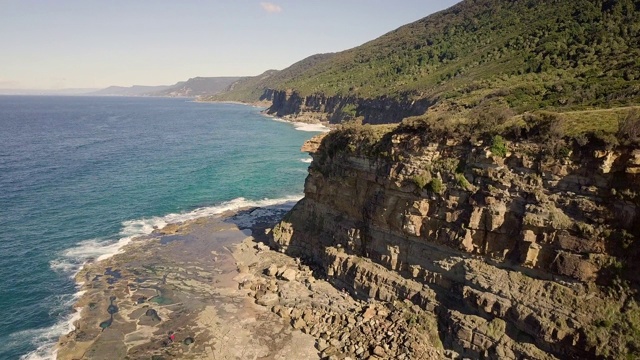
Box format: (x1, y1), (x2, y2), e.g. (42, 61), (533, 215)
(262, 88), (436, 125)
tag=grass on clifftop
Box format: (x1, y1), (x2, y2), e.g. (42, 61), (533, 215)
(317, 105), (640, 167)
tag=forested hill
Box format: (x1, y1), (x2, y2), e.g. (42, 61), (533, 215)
(210, 0), (640, 116)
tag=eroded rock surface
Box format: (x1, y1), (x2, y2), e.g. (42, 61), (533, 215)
(235, 236), (444, 360)
(56, 213), (320, 360)
(272, 131), (640, 359)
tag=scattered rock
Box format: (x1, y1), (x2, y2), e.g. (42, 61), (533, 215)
(265, 264), (279, 277)
(237, 262), (249, 274)
(362, 305), (376, 320)
(292, 318), (307, 330)
(256, 291), (279, 306)
(279, 268), (297, 281)
(158, 223), (180, 235)
(372, 345), (385, 357)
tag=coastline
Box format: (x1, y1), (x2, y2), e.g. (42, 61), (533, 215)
(55, 201), (313, 359)
(48, 101), (339, 359)
(194, 99), (271, 108)
(197, 98), (335, 133)
(55, 201), (444, 360)
(259, 111), (333, 133)
(7, 97), (325, 360)
(42, 101), (334, 359)
(44, 197), (300, 360)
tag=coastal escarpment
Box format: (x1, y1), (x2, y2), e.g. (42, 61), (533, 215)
(260, 89), (433, 125)
(271, 126), (640, 359)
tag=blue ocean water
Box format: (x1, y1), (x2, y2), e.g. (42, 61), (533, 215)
(0, 96), (322, 359)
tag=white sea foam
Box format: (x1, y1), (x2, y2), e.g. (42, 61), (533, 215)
(292, 122), (330, 133)
(50, 195), (303, 279)
(300, 158), (313, 163)
(271, 117), (330, 133)
(37, 195), (303, 360)
(16, 292), (83, 360)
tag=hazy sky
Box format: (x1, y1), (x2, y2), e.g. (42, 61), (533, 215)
(0, 0), (460, 89)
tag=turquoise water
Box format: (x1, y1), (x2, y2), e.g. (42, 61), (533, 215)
(0, 96), (320, 359)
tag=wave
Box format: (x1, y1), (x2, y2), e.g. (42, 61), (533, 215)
(33, 195), (302, 360)
(292, 122), (330, 133)
(14, 292), (84, 360)
(50, 195), (302, 279)
(271, 117), (330, 133)
(300, 158), (313, 163)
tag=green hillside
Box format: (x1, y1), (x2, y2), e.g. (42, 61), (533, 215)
(208, 70), (279, 102)
(206, 54), (336, 102)
(212, 0), (640, 116)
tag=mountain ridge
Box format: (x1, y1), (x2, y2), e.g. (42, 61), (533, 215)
(208, 0), (640, 129)
(89, 85), (172, 96)
(90, 76), (242, 97)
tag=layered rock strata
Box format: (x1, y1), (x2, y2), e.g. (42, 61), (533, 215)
(238, 240), (445, 359)
(272, 130), (640, 359)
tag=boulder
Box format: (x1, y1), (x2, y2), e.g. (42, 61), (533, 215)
(265, 264), (278, 277)
(280, 268), (297, 281)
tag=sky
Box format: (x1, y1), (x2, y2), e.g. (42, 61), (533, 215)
(0, 0), (460, 90)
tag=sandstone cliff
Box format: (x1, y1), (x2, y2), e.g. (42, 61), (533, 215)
(260, 89), (433, 125)
(271, 126), (640, 359)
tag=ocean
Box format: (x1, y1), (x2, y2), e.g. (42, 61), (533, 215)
(0, 96), (325, 359)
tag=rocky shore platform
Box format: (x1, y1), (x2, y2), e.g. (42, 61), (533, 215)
(56, 205), (444, 360)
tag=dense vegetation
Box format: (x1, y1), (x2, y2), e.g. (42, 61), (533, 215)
(205, 54), (335, 102)
(211, 0), (640, 123)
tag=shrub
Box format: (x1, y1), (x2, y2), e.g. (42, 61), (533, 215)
(439, 158), (461, 173)
(428, 178), (444, 194)
(412, 172), (432, 189)
(592, 130), (620, 149)
(340, 104), (357, 119)
(617, 109), (640, 145)
(520, 112), (567, 141)
(490, 135), (508, 157)
(576, 222), (595, 237)
(469, 102), (514, 135)
(455, 173), (472, 190)
(548, 205), (573, 230)
(557, 145), (572, 158)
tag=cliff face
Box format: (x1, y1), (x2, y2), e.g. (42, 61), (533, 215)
(272, 129), (640, 359)
(260, 89), (433, 125)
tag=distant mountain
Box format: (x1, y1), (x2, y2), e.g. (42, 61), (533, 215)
(150, 77), (241, 97)
(205, 61), (329, 102)
(90, 77), (242, 98)
(89, 85), (172, 96)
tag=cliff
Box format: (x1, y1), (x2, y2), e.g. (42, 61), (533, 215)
(260, 89), (434, 125)
(271, 125), (640, 359)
